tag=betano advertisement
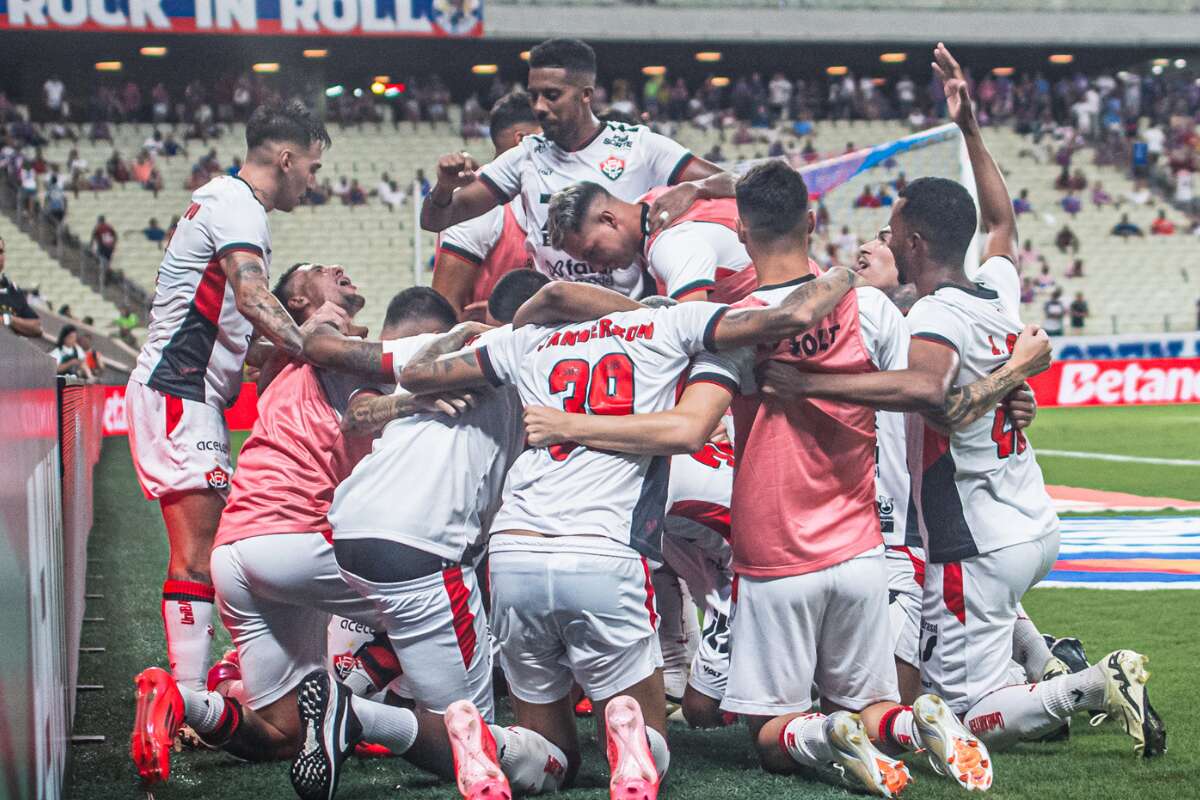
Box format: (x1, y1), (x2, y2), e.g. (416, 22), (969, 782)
(99, 355), (1200, 439)
(0, 0), (483, 37)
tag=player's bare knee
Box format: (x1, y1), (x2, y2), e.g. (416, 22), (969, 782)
(681, 688), (724, 729)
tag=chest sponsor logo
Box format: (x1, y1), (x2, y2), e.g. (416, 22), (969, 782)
(205, 466), (230, 490)
(603, 133), (632, 150)
(599, 156), (626, 181)
(196, 440), (230, 454)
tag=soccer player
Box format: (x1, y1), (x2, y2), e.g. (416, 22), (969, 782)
(519, 160), (1048, 795)
(421, 37), (735, 298)
(289, 271), (573, 800)
(432, 91), (541, 321)
(129, 272), (473, 784)
(548, 180), (757, 303)
(126, 103), (330, 696)
(401, 254), (874, 800)
(775, 44), (1165, 759)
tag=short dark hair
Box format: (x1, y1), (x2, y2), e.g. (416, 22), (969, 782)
(735, 160), (809, 240)
(529, 38), (596, 77)
(546, 182), (610, 249)
(384, 287), (457, 331)
(488, 270), (550, 324)
(246, 101), (331, 152)
(490, 91), (537, 140)
(271, 262), (309, 307)
(57, 324), (77, 348)
(897, 177), (978, 266)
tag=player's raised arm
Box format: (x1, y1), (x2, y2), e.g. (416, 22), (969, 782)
(710, 266), (863, 350)
(420, 152), (502, 232)
(398, 321), (494, 394)
(524, 380), (734, 456)
(222, 249), (305, 357)
(341, 387), (479, 437)
(934, 43), (1017, 263)
(512, 281), (643, 328)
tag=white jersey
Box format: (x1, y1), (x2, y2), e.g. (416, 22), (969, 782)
(476, 302), (729, 558)
(478, 121), (694, 297)
(646, 222), (752, 301)
(904, 255), (1058, 563)
(666, 444), (734, 543)
(328, 330), (524, 562)
(131, 175), (271, 408)
(875, 409), (914, 547)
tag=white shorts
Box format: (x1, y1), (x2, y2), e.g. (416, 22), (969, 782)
(920, 531), (1061, 714)
(721, 549), (899, 717)
(339, 563), (494, 719)
(126, 379), (232, 500)
(210, 533), (384, 710)
(886, 545), (926, 669)
(662, 521), (733, 701)
(489, 534), (663, 705)
(325, 616), (413, 702)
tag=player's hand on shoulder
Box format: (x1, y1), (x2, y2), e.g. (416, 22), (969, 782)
(436, 151), (481, 191)
(416, 389), (479, 417)
(452, 320), (494, 345)
(523, 405), (572, 447)
(758, 360), (811, 401)
(647, 183), (700, 233)
(1009, 323), (1052, 378)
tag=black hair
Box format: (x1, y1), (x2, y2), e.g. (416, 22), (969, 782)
(245, 101), (331, 152)
(735, 160), (809, 241)
(384, 287), (457, 331)
(57, 324), (77, 348)
(271, 262), (308, 307)
(529, 38), (597, 77)
(896, 177), (978, 266)
(489, 91), (538, 141)
(488, 270), (550, 324)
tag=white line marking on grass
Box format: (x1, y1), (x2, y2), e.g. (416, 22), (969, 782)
(1039, 449), (1200, 467)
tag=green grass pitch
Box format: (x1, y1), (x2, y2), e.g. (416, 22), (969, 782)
(66, 405), (1200, 799)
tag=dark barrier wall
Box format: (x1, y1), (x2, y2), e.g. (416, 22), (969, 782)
(0, 335), (101, 798)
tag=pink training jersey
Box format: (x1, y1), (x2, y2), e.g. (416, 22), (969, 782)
(215, 362), (381, 546)
(691, 277), (909, 578)
(436, 202), (532, 307)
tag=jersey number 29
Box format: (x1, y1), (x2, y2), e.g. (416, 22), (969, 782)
(547, 354), (635, 461)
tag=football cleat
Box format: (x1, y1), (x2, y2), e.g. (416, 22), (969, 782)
(206, 649), (241, 693)
(290, 669), (362, 800)
(605, 696), (660, 800)
(1049, 636), (1089, 675)
(1095, 650), (1167, 758)
(825, 711), (911, 798)
(445, 700), (512, 800)
(131, 667), (184, 785)
(912, 694), (993, 791)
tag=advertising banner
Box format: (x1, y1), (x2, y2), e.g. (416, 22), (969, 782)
(1051, 331), (1200, 361)
(1028, 357), (1200, 408)
(0, 0), (483, 37)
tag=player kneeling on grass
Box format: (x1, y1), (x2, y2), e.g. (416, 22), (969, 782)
(130, 269), (475, 783)
(772, 43), (1165, 763)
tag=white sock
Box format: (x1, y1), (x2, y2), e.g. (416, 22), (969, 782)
(349, 695), (419, 753)
(963, 665), (1106, 750)
(879, 706), (920, 753)
(341, 665), (376, 697)
(161, 580), (215, 691)
(490, 725), (569, 794)
(780, 713), (833, 769)
(177, 684), (227, 734)
(645, 726), (670, 779)
(1012, 606), (1054, 681)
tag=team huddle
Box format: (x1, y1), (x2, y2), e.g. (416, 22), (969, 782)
(125, 39), (1167, 800)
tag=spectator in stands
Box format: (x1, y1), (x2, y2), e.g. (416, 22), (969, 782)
(1069, 168), (1087, 191)
(1018, 239), (1040, 273)
(416, 168), (431, 197)
(1066, 258), (1084, 278)
(58, 304), (73, 318)
(1125, 179), (1151, 206)
(107, 150), (130, 184)
(226, 156), (242, 177)
(143, 218), (166, 248)
(91, 216), (118, 265)
(1054, 165), (1072, 191)
(89, 121), (111, 144)
(1069, 291), (1089, 333)
(18, 162), (37, 213)
(1111, 214), (1145, 238)
(1055, 223), (1080, 254)
(876, 186), (893, 206)
(853, 185), (880, 208)
(51, 325), (94, 380)
(1150, 209), (1176, 236)
(43, 75), (66, 120)
(346, 179), (367, 206)
(332, 176), (351, 203)
(131, 152), (163, 197)
(1036, 263), (1057, 293)
(1091, 181), (1113, 208)
(0, 236), (43, 338)
(378, 179), (406, 212)
(143, 129), (164, 156)
(78, 328), (104, 376)
(87, 169), (111, 192)
(114, 305), (139, 346)
(306, 179), (331, 206)
(1043, 288), (1066, 336)
(1060, 191), (1081, 217)
(835, 225), (857, 260)
(44, 175), (67, 225)
(26, 286), (49, 312)
(1012, 188), (1033, 216)
(1020, 276), (1036, 305)
(185, 165), (207, 191)
(162, 131), (184, 157)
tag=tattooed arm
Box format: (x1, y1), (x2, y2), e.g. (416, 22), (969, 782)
(711, 266), (863, 350)
(223, 251), (304, 357)
(341, 387), (478, 437)
(513, 281), (643, 328)
(302, 330), (390, 380)
(398, 322), (493, 394)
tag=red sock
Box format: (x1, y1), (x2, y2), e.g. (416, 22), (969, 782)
(161, 579), (215, 691)
(878, 706), (920, 753)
